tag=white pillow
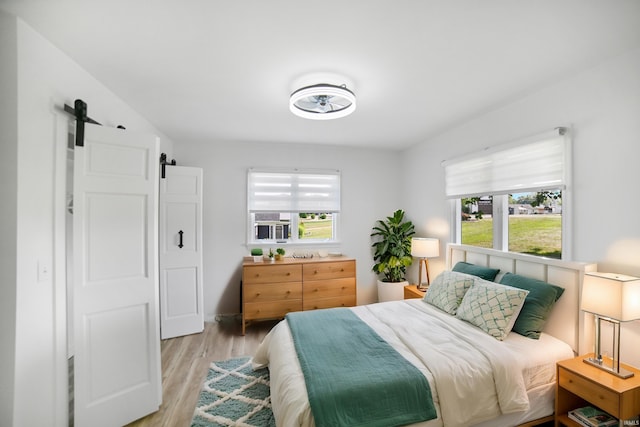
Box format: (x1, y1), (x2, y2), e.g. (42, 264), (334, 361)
(424, 271), (476, 315)
(456, 278), (529, 340)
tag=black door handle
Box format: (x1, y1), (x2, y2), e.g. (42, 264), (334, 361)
(178, 230), (184, 248)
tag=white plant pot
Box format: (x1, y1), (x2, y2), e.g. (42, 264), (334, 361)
(377, 280), (407, 302)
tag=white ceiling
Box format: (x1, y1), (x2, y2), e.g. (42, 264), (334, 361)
(3, 1), (640, 150)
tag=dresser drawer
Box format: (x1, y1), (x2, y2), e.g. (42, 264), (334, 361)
(303, 277), (355, 299)
(303, 260), (355, 281)
(243, 264), (302, 284)
(243, 300), (302, 321)
(558, 367), (619, 417)
(303, 295), (356, 311)
(244, 282), (302, 303)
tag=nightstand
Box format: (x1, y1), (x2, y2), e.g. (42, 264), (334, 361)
(404, 284), (426, 299)
(555, 354), (640, 426)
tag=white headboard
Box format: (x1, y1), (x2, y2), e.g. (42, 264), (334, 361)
(446, 244), (597, 355)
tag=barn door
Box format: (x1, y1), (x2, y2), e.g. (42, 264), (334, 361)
(159, 165), (204, 339)
(73, 123), (161, 426)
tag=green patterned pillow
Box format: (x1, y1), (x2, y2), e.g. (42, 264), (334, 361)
(424, 271), (476, 315)
(456, 279), (529, 340)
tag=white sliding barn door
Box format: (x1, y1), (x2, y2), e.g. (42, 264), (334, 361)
(73, 124), (162, 427)
(159, 166), (204, 339)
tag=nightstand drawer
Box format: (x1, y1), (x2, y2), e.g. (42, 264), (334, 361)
(559, 367), (619, 416)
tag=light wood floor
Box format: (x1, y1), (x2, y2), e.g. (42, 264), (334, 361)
(126, 317), (278, 427)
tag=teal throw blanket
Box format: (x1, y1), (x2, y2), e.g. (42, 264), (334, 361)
(286, 308), (437, 427)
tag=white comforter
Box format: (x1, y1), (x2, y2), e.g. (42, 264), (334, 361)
(253, 299), (557, 427)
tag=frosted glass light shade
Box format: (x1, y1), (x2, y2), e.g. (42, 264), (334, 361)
(411, 238), (440, 258)
(581, 272), (640, 321)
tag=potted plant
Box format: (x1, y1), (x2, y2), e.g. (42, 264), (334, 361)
(275, 247), (285, 261)
(267, 248), (275, 262)
(250, 248), (264, 263)
(371, 209), (415, 301)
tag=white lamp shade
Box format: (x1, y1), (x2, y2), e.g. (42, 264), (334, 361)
(411, 238), (440, 258)
(581, 272), (640, 321)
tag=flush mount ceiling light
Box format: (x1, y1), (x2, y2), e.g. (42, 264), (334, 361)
(289, 83), (356, 120)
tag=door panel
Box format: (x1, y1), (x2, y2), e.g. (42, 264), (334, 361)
(84, 305), (151, 401)
(86, 193), (148, 281)
(74, 124), (161, 427)
(165, 267), (198, 316)
(159, 166), (204, 339)
(165, 202), (197, 252)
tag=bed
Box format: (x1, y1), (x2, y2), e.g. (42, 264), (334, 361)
(252, 244), (597, 427)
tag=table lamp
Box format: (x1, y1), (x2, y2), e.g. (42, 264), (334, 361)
(411, 238), (439, 291)
(580, 272), (640, 378)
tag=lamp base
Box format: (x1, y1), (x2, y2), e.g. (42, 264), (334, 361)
(583, 356), (635, 379)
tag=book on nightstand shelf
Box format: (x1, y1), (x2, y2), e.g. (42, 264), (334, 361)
(567, 406), (618, 427)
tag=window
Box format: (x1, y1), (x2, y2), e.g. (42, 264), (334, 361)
(444, 128), (570, 259)
(508, 190), (562, 258)
(247, 169), (340, 245)
(461, 196), (493, 249)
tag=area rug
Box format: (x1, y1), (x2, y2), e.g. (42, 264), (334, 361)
(191, 356), (275, 427)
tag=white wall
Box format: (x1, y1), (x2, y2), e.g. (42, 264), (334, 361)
(0, 12), (18, 427)
(402, 47), (640, 367)
(2, 14), (177, 426)
(173, 140), (402, 318)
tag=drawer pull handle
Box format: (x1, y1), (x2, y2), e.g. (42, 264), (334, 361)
(286, 290), (291, 294)
(340, 268), (344, 272)
(256, 293), (261, 296)
(314, 270), (318, 274)
(286, 272), (291, 276)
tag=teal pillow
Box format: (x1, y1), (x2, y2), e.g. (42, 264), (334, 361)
(452, 261), (500, 282)
(499, 272), (565, 339)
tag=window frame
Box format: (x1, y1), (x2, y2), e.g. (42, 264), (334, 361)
(452, 189), (570, 260)
(246, 168), (341, 247)
(248, 211), (340, 246)
(446, 128), (572, 260)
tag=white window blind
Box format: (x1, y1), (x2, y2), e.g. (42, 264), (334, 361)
(442, 128), (569, 198)
(248, 169), (341, 213)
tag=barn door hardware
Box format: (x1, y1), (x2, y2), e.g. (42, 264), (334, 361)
(160, 153), (177, 179)
(64, 99), (101, 147)
(64, 99), (127, 146)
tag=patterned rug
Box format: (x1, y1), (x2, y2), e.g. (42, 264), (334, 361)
(191, 357), (275, 427)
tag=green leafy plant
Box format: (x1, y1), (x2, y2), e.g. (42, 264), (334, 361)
(371, 209), (415, 282)
(276, 248), (285, 256)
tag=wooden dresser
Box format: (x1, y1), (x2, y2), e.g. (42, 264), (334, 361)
(241, 257), (356, 334)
